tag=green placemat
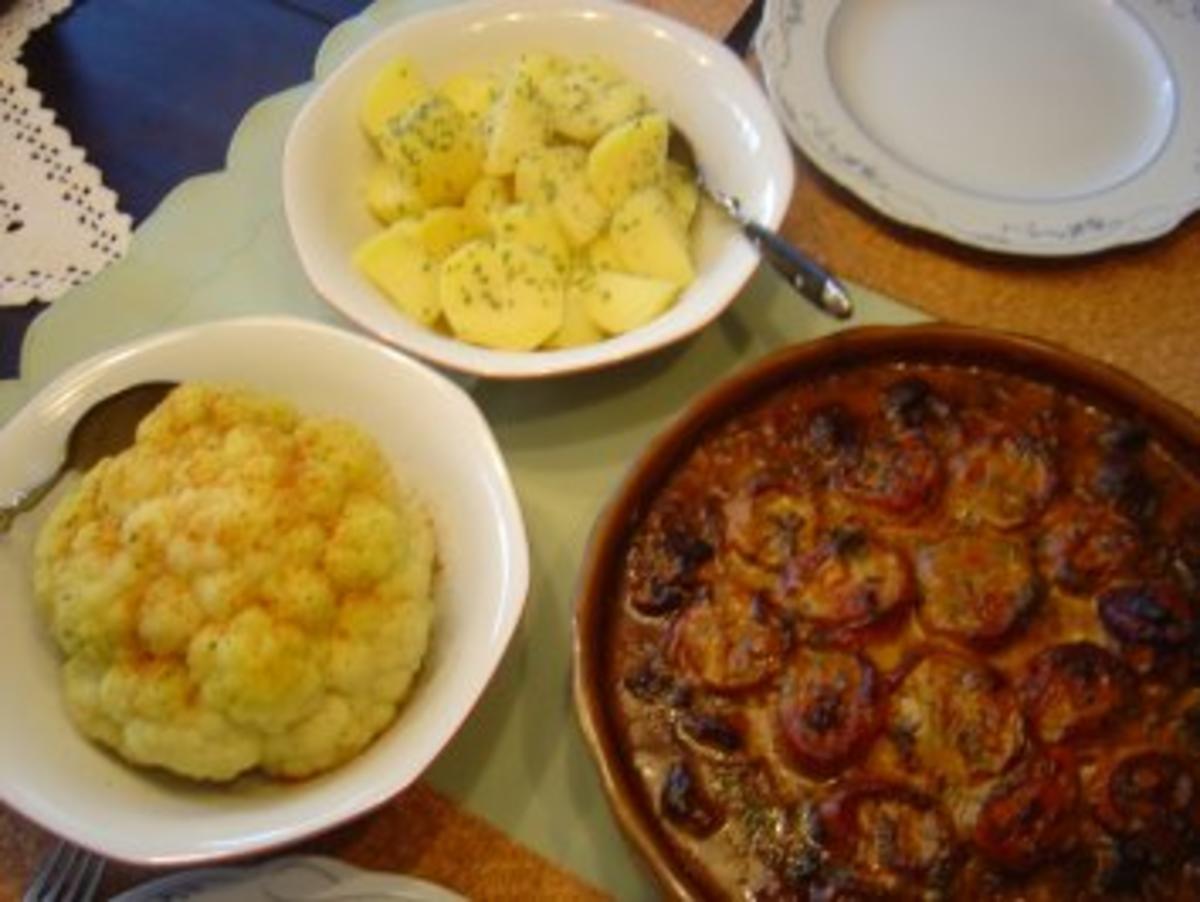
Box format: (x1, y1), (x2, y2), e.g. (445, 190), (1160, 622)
(1, 1), (926, 895)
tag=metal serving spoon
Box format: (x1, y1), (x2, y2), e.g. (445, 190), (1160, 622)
(670, 126), (853, 320)
(0, 381), (177, 533)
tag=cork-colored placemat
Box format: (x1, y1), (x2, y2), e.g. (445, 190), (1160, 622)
(0, 783), (607, 900)
(639, 0), (751, 39)
(785, 159), (1200, 415)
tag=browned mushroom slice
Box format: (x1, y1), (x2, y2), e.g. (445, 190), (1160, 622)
(1092, 750), (1198, 851)
(1036, 496), (1142, 594)
(668, 585), (789, 692)
(915, 532), (1039, 646)
(777, 648), (882, 776)
(724, 478), (819, 572)
(974, 750), (1081, 871)
(1019, 641), (1133, 743)
(888, 651), (1025, 785)
(817, 781), (958, 890)
(947, 426), (1056, 530)
(782, 528), (914, 632)
(843, 432), (942, 517)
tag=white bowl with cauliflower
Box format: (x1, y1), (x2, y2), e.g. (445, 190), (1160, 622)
(0, 317), (528, 865)
(283, 0), (794, 378)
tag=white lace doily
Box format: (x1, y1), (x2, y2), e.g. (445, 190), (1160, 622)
(0, 0), (131, 305)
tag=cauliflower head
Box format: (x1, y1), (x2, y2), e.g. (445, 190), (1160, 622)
(33, 383), (436, 781)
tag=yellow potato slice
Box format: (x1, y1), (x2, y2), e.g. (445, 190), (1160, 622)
(440, 69), (502, 126)
(412, 207), (486, 259)
(553, 178), (609, 248)
(353, 225), (441, 325)
(491, 203), (571, 271)
(463, 176), (512, 232)
(440, 239), (564, 350)
(541, 56), (648, 143)
(546, 266), (608, 349)
(513, 145), (583, 205)
(515, 51), (567, 87)
(609, 186), (694, 286)
(483, 57), (552, 176)
(364, 162), (424, 224)
(581, 269), (680, 335)
(360, 57), (430, 140)
(514, 146), (608, 247)
(378, 95), (483, 207)
(587, 113), (669, 209)
(584, 233), (624, 270)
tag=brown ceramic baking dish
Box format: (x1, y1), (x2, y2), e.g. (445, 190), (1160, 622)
(572, 323), (1200, 900)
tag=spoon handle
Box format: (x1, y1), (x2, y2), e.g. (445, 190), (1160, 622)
(0, 465), (64, 534)
(741, 221), (854, 320)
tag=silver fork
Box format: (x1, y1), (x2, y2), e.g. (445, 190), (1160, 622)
(23, 842), (106, 902)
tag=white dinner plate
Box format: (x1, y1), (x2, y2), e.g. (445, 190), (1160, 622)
(757, 0), (1200, 255)
(111, 855), (464, 901)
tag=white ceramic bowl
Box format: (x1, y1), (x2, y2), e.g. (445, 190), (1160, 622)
(283, 0), (794, 379)
(0, 317), (529, 865)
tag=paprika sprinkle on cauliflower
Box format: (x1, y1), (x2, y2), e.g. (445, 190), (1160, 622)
(33, 383), (437, 782)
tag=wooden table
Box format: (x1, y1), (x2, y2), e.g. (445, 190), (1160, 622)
(3, 0), (1199, 898)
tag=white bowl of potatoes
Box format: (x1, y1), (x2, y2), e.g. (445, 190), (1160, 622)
(0, 317), (528, 864)
(283, 0), (793, 378)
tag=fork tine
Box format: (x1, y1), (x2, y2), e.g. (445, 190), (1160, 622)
(53, 845), (82, 900)
(24, 841), (106, 902)
(71, 850), (105, 902)
(80, 857), (105, 902)
(23, 841), (66, 899)
(61, 846), (97, 900)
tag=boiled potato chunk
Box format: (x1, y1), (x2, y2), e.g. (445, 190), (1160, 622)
(440, 69), (501, 126)
(514, 51), (567, 88)
(587, 113), (669, 209)
(553, 177), (610, 248)
(353, 225), (440, 325)
(440, 239), (564, 350)
(360, 58), (430, 139)
(546, 266), (608, 349)
(463, 176), (512, 231)
(542, 57), (648, 143)
(378, 96), (483, 207)
(483, 57), (552, 176)
(514, 146), (608, 247)
(581, 269), (679, 335)
(514, 145), (584, 205)
(410, 207), (486, 259)
(585, 233), (624, 270)
(491, 203), (570, 270)
(365, 162), (424, 224)
(609, 186), (694, 285)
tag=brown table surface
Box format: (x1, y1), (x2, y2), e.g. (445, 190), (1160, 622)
(3, 0), (1199, 898)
